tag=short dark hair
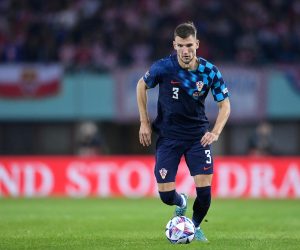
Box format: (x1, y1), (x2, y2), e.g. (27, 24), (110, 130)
(174, 22), (197, 39)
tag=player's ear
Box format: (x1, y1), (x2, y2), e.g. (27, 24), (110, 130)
(196, 39), (200, 49)
(173, 41), (177, 50)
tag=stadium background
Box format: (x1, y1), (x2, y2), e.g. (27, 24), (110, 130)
(0, 1), (300, 249)
(0, 0), (299, 157)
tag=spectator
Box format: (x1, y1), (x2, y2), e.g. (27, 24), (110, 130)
(248, 121), (275, 156)
(76, 121), (105, 156)
(0, 0), (299, 67)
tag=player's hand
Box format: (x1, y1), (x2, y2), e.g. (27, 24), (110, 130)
(200, 131), (219, 147)
(139, 121), (152, 146)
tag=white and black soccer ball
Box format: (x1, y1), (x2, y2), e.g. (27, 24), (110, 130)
(165, 216), (195, 244)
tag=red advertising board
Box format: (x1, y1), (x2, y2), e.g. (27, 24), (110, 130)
(0, 156), (299, 198)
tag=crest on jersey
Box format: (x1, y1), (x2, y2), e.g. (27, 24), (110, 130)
(159, 168), (168, 179)
(196, 81), (204, 92)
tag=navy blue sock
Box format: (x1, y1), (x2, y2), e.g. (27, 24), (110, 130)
(192, 186), (211, 228)
(159, 190), (183, 206)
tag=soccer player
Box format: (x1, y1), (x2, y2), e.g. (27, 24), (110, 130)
(136, 22), (230, 242)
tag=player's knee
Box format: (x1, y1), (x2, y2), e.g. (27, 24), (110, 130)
(196, 186), (211, 207)
(159, 190), (176, 206)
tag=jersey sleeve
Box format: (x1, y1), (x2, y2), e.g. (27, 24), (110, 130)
(210, 66), (229, 102)
(143, 61), (163, 88)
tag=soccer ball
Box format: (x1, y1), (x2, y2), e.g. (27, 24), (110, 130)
(165, 216), (195, 244)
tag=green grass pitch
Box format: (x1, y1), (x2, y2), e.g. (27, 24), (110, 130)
(0, 198), (299, 250)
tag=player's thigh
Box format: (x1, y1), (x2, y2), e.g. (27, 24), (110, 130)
(184, 140), (213, 176)
(154, 137), (184, 184)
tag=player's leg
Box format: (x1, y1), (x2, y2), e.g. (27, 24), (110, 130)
(192, 174), (212, 242)
(157, 182), (184, 206)
(192, 174), (212, 228)
(185, 141), (213, 242)
(154, 137), (187, 215)
(157, 183), (188, 216)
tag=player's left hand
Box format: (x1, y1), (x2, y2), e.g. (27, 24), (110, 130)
(200, 132), (219, 147)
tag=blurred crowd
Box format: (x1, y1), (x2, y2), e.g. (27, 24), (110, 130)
(0, 0), (299, 70)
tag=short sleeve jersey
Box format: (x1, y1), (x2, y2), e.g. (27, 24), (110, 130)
(143, 54), (229, 140)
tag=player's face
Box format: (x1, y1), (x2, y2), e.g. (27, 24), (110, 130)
(173, 35), (199, 69)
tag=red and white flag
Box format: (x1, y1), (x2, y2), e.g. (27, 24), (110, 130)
(0, 65), (63, 98)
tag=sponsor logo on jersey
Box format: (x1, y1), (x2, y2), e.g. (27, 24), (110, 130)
(170, 80), (181, 85)
(159, 168), (168, 179)
(204, 166), (212, 171)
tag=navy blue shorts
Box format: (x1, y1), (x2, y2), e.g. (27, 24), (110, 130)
(154, 137), (213, 183)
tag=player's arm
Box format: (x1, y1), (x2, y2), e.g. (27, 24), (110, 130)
(137, 78), (152, 147)
(201, 98), (231, 147)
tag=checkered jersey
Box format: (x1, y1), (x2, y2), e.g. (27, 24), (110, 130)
(144, 56), (229, 102)
(141, 54), (229, 140)
(198, 58), (229, 102)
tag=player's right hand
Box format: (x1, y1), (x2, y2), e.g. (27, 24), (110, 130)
(139, 121), (152, 146)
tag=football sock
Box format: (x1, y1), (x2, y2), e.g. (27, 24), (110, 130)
(159, 190), (183, 207)
(192, 186), (211, 228)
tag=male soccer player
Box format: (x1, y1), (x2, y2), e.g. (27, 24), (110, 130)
(136, 22), (230, 242)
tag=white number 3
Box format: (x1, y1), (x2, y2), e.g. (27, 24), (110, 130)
(172, 87), (179, 99)
(205, 150), (212, 164)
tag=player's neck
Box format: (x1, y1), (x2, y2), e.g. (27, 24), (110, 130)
(177, 56), (199, 71)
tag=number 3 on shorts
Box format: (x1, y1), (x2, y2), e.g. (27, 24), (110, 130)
(205, 150), (211, 164)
